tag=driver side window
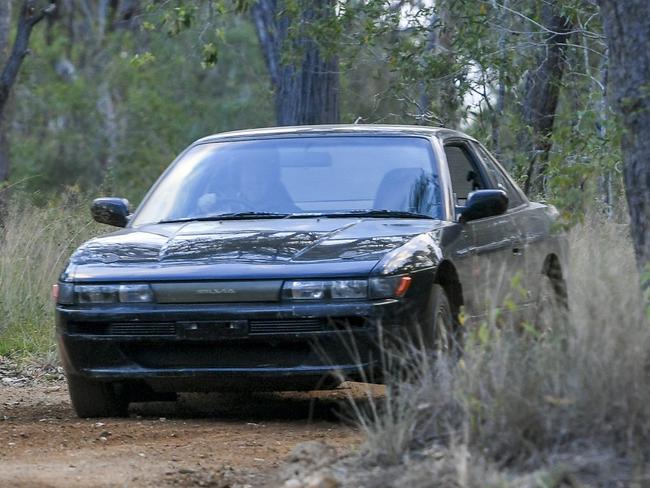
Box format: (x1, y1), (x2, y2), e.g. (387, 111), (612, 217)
(472, 143), (525, 209)
(444, 144), (487, 206)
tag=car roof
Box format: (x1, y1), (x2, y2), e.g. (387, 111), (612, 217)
(194, 124), (476, 144)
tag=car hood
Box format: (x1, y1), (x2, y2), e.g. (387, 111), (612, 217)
(64, 218), (447, 282)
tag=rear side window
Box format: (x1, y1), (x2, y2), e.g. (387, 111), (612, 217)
(444, 144), (486, 206)
(472, 143), (525, 208)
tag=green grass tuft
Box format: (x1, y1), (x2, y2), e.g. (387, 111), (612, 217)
(0, 195), (101, 357)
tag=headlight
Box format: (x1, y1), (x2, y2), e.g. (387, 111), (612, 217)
(282, 276), (411, 301)
(283, 280), (368, 300)
(53, 283), (75, 305)
(284, 280), (328, 300)
(369, 275), (412, 299)
(55, 283), (155, 304)
(76, 285), (118, 304)
(330, 280), (368, 299)
(118, 284), (155, 303)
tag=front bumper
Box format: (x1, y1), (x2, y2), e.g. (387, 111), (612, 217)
(56, 299), (405, 391)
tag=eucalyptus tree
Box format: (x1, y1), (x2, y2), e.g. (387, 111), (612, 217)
(520, 0), (572, 195)
(0, 0), (56, 185)
(0, 0), (12, 188)
(250, 0), (340, 125)
(598, 0), (650, 273)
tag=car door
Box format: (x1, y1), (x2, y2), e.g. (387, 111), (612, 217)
(471, 142), (549, 307)
(443, 140), (521, 317)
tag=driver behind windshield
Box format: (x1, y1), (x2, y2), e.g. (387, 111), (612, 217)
(197, 148), (299, 215)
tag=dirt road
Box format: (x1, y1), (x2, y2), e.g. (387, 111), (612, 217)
(0, 363), (374, 487)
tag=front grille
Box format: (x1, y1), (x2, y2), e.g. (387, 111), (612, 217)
(107, 323), (177, 336)
(249, 318), (324, 335)
(70, 316), (368, 337)
(122, 342), (316, 369)
(71, 322), (176, 337)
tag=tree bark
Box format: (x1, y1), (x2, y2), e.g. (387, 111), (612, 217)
(0, 1), (13, 187)
(109, 0), (139, 31)
(417, 2), (460, 128)
(0, 0), (55, 184)
(0, 2), (12, 59)
(417, 10), (438, 124)
(521, 2), (572, 196)
(598, 0), (650, 273)
(435, 2), (460, 129)
(490, 0), (508, 156)
(250, 0), (339, 126)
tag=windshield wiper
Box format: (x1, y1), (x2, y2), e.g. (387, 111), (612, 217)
(158, 209), (435, 224)
(158, 212), (290, 224)
(287, 210), (435, 219)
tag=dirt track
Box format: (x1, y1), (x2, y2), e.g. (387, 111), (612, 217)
(0, 367), (375, 487)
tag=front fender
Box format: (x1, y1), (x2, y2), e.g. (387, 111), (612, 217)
(371, 232), (443, 275)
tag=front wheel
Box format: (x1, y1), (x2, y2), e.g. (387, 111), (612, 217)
(67, 376), (129, 418)
(423, 284), (462, 357)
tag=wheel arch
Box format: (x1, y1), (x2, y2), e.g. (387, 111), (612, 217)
(541, 253), (568, 306)
(434, 260), (464, 312)
(542, 253), (564, 281)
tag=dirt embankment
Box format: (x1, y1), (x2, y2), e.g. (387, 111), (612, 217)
(0, 360), (375, 487)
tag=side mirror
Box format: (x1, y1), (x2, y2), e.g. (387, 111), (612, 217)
(458, 189), (508, 223)
(91, 197), (131, 227)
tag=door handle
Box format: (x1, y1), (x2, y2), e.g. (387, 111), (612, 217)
(511, 241), (524, 256)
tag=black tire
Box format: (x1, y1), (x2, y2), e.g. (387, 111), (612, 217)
(534, 273), (569, 335)
(67, 375), (129, 418)
(423, 284), (462, 357)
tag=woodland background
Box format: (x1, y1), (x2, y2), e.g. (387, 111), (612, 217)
(0, 0), (634, 220)
(1, 0), (648, 351)
(1, 2), (650, 484)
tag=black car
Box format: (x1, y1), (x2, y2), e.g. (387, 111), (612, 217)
(55, 125), (567, 417)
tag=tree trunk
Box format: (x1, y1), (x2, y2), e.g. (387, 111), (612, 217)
(0, 0), (55, 184)
(490, 0), (508, 156)
(0, 1), (13, 185)
(417, 10), (438, 124)
(109, 0), (139, 31)
(97, 80), (120, 185)
(596, 51), (612, 218)
(598, 0), (650, 273)
(435, 2), (460, 129)
(418, 2), (460, 128)
(521, 2), (572, 196)
(250, 0), (339, 126)
(0, 2), (12, 57)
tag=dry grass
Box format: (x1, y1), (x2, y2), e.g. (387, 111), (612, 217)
(346, 218), (650, 486)
(0, 195), (100, 356)
(2, 196), (648, 484)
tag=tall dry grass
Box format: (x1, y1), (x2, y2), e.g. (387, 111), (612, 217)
(350, 218), (650, 483)
(0, 195), (99, 355)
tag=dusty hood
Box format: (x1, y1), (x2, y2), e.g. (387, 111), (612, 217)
(64, 218), (445, 282)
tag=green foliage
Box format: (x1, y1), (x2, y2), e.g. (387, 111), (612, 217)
(201, 42), (219, 68)
(0, 0), (629, 219)
(8, 7), (273, 204)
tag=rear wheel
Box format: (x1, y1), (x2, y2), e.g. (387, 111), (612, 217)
(534, 273), (568, 335)
(67, 376), (129, 418)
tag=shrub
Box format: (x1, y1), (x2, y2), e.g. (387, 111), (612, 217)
(350, 218), (649, 481)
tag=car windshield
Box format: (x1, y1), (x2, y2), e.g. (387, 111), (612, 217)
(131, 136), (442, 226)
